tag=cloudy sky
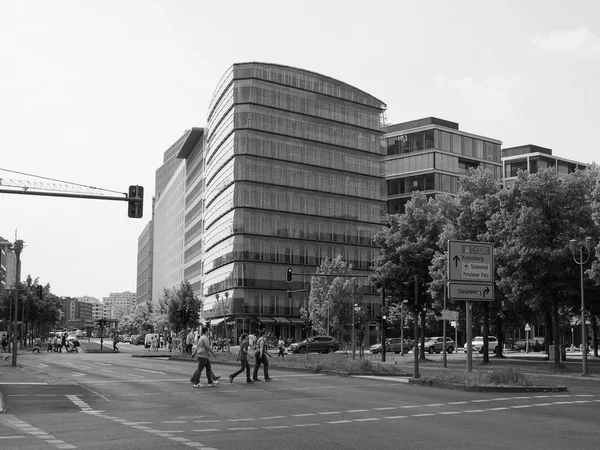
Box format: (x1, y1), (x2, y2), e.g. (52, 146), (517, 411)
(1, 0), (598, 300)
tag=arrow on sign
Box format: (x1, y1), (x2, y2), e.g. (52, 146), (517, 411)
(453, 255), (460, 267)
(483, 287), (490, 297)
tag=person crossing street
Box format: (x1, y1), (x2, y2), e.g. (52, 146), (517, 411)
(252, 330), (272, 382)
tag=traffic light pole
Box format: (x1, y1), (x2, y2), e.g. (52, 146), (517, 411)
(413, 304), (419, 378)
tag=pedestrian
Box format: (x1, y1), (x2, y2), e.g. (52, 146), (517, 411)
(46, 336), (52, 352)
(1, 335), (7, 353)
(33, 336), (41, 353)
(277, 336), (286, 359)
(229, 333), (253, 384)
(249, 332), (257, 350)
(113, 334), (119, 352)
(186, 329), (194, 354)
(191, 327), (218, 388)
(52, 334), (58, 352)
(59, 332), (69, 353)
(167, 335), (173, 352)
(252, 330), (272, 382)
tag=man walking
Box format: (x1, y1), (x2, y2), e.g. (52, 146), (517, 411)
(191, 327), (218, 388)
(186, 329), (194, 354)
(253, 330), (272, 382)
(58, 331), (69, 353)
(229, 333), (253, 384)
(113, 334), (119, 352)
(277, 336), (286, 358)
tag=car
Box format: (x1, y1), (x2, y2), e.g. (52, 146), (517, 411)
(370, 338), (414, 355)
(289, 336), (340, 354)
(144, 333), (158, 348)
(464, 336), (498, 353)
(132, 334), (145, 345)
(121, 334), (131, 343)
(419, 336), (455, 354)
(514, 338), (542, 352)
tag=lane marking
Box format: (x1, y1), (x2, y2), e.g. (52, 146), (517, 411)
(134, 368), (167, 375)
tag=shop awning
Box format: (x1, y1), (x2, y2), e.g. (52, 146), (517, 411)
(258, 317), (276, 323)
(287, 318), (304, 324)
(273, 317), (290, 323)
(208, 317), (225, 326)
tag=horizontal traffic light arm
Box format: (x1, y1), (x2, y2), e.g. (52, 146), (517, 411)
(0, 188), (141, 203)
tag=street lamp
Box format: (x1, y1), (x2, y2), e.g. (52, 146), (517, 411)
(569, 237), (594, 376)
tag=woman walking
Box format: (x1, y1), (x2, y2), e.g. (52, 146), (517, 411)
(229, 333), (253, 384)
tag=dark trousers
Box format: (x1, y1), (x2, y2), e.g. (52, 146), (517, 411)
(59, 341), (68, 352)
(253, 354), (269, 380)
(278, 347), (285, 358)
(231, 359), (251, 381)
(192, 357), (213, 385)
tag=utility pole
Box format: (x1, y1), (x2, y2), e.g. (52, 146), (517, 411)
(12, 239), (24, 367)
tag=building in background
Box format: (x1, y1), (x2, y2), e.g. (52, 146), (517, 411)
(143, 62), (387, 345)
(136, 220), (154, 305)
(384, 117), (503, 214)
(57, 297), (93, 330)
(502, 144), (587, 187)
(102, 291), (137, 311)
(0, 237), (16, 289)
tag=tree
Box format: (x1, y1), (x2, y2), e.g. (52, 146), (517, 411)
(166, 280), (202, 334)
(307, 256), (356, 343)
(486, 167), (599, 368)
(372, 191), (445, 358)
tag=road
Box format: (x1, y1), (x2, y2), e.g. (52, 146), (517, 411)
(1, 344), (599, 449)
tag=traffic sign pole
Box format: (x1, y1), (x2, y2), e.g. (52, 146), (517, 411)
(466, 301), (473, 373)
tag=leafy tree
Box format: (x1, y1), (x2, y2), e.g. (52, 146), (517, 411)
(308, 256), (356, 342)
(486, 167), (598, 368)
(166, 280), (202, 333)
(372, 191), (445, 358)
(130, 301), (154, 334)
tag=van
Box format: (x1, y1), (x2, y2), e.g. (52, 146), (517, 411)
(144, 333), (158, 348)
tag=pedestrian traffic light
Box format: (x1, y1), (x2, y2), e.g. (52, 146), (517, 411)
(286, 267), (293, 282)
(415, 281), (427, 307)
(127, 185), (144, 218)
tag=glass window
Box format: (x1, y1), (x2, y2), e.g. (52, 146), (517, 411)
(452, 134), (462, 154)
(441, 132), (451, 152)
(463, 137), (473, 157)
(387, 137), (400, 155)
(425, 129), (434, 149)
(475, 140), (484, 159)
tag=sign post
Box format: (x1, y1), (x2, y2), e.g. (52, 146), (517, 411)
(448, 240), (495, 373)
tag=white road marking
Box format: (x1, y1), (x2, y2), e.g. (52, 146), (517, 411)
(71, 373), (86, 377)
(96, 362), (111, 366)
(127, 374), (145, 378)
(134, 368), (166, 375)
(101, 369), (114, 373)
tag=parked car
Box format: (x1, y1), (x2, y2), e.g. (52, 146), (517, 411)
(514, 338), (542, 352)
(289, 336), (340, 354)
(121, 334), (131, 343)
(464, 336), (498, 353)
(144, 333), (158, 348)
(371, 338), (414, 355)
(132, 334), (145, 346)
(419, 336), (455, 354)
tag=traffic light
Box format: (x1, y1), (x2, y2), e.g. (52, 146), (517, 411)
(415, 281), (427, 307)
(128, 185), (144, 218)
(400, 280), (414, 304)
(286, 267), (293, 282)
(36, 285), (43, 299)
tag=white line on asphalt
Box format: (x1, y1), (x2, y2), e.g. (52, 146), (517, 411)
(96, 362), (111, 366)
(325, 420), (352, 424)
(193, 429), (220, 432)
(227, 418), (255, 422)
(101, 369), (114, 373)
(7, 394), (28, 397)
(261, 416), (286, 420)
(463, 410), (486, 413)
(127, 374), (145, 378)
(161, 421), (186, 424)
(292, 413), (315, 417)
(447, 401), (468, 404)
(354, 418), (381, 422)
(294, 423), (320, 427)
(411, 414), (435, 417)
(0, 436), (27, 439)
(227, 427), (256, 431)
(423, 404), (444, 407)
(195, 420), (220, 423)
(471, 399), (490, 403)
(511, 405), (533, 408)
(262, 426), (290, 429)
(373, 407), (396, 410)
(71, 373), (85, 377)
(36, 394), (57, 397)
(134, 368), (167, 374)
(318, 412), (340, 415)
(487, 407), (510, 411)
(345, 409), (369, 413)
(439, 412), (461, 415)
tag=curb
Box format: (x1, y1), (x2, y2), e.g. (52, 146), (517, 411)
(0, 388), (4, 413)
(407, 378), (568, 392)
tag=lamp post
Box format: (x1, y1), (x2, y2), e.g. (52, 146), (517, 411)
(569, 237), (594, 376)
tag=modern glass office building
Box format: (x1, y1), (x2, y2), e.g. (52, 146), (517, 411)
(502, 144), (587, 187)
(384, 117), (503, 214)
(202, 62), (387, 343)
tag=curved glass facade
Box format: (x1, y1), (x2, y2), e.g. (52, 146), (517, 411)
(203, 62), (386, 342)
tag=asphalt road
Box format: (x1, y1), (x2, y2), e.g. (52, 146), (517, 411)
(1, 344), (599, 449)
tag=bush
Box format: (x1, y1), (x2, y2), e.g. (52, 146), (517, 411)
(431, 366), (533, 387)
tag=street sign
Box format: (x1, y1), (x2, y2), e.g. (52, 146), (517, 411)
(448, 282), (494, 301)
(84, 321), (95, 327)
(448, 240), (494, 282)
(441, 309), (459, 321)
(525, 324), (531, 331)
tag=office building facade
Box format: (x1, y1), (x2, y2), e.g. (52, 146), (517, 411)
(384, 117), (503, 214)
(502, 144), (587, 187)
(144, 62), (388, 345)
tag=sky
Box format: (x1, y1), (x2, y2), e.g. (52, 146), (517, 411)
(1, 0), (599, 300)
